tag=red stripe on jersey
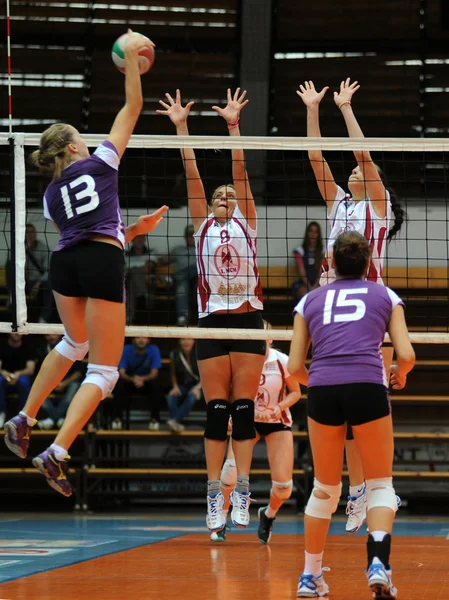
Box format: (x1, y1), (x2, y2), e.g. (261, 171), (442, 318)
(197, 218), (214, 313)
(321, 255), (329, 275)
(363, 202), (373, 242)
(377, 226), (387, 273)
(366, 259), (379, 282)
(232, 217), (264, 304)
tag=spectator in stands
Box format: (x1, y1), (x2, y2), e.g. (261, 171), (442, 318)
(36, 335), (85, 430)
(159, 224), (197, 326)
(116, 336), (165, 430)
(125, 234), (158, 324)
(0, 333), (37, 428)
(292, 221), (323, 302)
(167, 338), (202, 432)
(24, 223), (55, 323)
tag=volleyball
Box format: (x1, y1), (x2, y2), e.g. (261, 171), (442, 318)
(111, 32), (155, 75)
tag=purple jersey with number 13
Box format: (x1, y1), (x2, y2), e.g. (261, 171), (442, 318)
(293, 278), (404, 387)
(43, 141), (125, 251)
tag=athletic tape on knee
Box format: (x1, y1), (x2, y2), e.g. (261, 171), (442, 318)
(204, 400), (231, 441)
(82, 363), (119, 400)
(366, 477), (398, 513)
(305, 478), (342, 520)
(231, 399), (256, 441)
(220, 459), (237, 489)
(271, 479), (293, 501)
(55, 334), (89, 362)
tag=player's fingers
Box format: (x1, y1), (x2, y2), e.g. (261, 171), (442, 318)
(239, 89), (247, 103)
(239, 99), (249, 109)
(233, 87), (240, 101)
(158, 100), (170, 109)
(165, 93), (175, 105)
(176, 88), (181, 103)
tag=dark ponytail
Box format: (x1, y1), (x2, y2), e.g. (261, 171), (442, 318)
(374, 165), (405, 240)
(387, 188), (405, 241)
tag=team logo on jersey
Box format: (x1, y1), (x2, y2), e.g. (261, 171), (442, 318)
(255, 387), (269, 412)
(214, 244), (240, 279)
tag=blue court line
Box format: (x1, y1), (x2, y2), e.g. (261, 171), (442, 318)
(0, 517), (446, 584)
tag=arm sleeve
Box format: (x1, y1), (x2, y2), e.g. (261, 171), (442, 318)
(386, 287), (405, 310)
(94, 141), (120, 171)
(293, 294), (308, 317)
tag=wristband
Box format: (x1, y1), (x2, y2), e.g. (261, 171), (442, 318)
(338, 101), (351, 109)
(227, 119), (240, 130)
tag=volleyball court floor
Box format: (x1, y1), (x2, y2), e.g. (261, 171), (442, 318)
(0, 513), (448, 599)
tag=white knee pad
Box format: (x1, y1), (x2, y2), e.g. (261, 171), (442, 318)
(55, 334), (89, 362)
(220, 459), (237, 489)
(366, 478), (398, 513)
(82, 363), (119, 400)
(305, 478), (342, 520)
(271, 479), (293, 501)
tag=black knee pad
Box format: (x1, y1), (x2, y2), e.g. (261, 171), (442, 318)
(204, 400), (231, 441)
(231, 399), (256, 441)
(346, 424), (354, 440)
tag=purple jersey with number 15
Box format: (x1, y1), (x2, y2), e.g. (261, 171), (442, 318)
(43, 141), (125, 251)
(293, 278), (404, 387)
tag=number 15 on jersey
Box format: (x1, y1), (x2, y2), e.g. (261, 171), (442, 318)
(323, 288), (368, 325)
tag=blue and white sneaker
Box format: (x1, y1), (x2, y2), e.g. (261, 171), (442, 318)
(230, 490), (251, 528)
(206, 492), (226, 532)
(367, 562), (397, 599)
(345, 487), (367, 533)
(297, 572), (329, 597)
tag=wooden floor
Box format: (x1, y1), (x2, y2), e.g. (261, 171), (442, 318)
(1, 529), (449, 599)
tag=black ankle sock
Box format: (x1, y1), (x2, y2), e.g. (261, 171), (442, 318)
(367, 533), (391, 570)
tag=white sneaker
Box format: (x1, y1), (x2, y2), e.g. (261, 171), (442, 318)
(206, 492), (226, 531)
(56, 418), (65, 428)
(297, 572), (329, 597)
(0, 412), (5, 429)
(230, 490), (251, 528)
(346, 487), (367, 534)
(167, 419), (183, 433)
(111, 419), (122, 430)
(366, 562), (397, 599)
(148, 420), (160, 431)
(37, 417), (54, 430)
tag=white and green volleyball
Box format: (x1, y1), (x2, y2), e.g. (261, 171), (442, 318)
(111, 32), (155, 74)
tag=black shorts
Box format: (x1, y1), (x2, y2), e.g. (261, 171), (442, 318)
(307, 383), (391, 428)
(50, 241), (126, 303)
(255, 422), (292, 437)
(196, 311), (266, 361)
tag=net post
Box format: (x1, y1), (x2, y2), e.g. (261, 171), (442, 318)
(10, 133), (27, 332)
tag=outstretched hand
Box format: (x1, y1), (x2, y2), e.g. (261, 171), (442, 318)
(333, 77), (360, 107)
(296, 81), (329, 107)
(212, 88), (248, 124)
(124, 28), (155, 55)
(134, 206), (169, 236)
(156, 89), (195, 127)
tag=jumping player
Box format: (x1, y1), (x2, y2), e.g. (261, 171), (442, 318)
(158, 88), (265, 532)
(297, 78), (405, 534)
(211, 323), (301, 543)
(289, 231), (415, 599)
(4, 31), (168, 496)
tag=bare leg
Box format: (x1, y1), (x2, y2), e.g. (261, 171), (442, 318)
(22, 292), (88, 418)
(266, 430), (294, 515)
(54, 297), (126, 450)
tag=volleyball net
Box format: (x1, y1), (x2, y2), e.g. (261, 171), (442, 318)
(1, 132), (449, 343)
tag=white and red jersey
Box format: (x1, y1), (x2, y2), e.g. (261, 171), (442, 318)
(320, 186), (391, 287)
(254, 348), (293, 427)
(194, 206), (263, 319)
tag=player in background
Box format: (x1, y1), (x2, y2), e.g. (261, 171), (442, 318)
(158, 88), (265, 532)
(4, 31), (168, 496)
(297, 78), (405, 534)
(211, 322), (301, 543)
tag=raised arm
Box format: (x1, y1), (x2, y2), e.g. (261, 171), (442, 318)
(107, 30), (155, 159)
(157, 89), (208, 232)
(334, 78), (388, 217)
(212, 88), (256, 229)
(287, 313), (311, 386)
(297, 81), (338, 211)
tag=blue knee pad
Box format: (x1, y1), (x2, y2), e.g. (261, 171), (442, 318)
(231, 399), (256, 441)
(204, 400), (231, 441)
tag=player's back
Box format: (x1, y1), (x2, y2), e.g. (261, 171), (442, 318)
(295, 278), (403, 387)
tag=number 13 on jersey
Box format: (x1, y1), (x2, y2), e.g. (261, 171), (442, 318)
(323, 288), (368, 325)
